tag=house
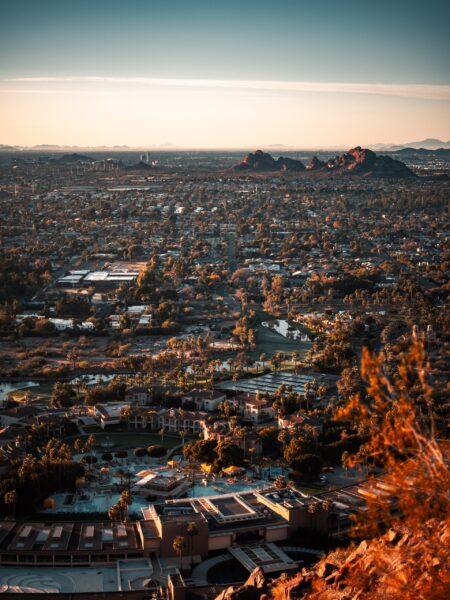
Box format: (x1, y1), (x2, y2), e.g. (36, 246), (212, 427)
(95, 403), (127, 429)
(181, 389), (226, 412)
(158, 408), (207, 436)
(0, 405), (40, 428)
(278, 412), (322, 435)
(236, 394), (275, 423)
(125, 386), (153, 406)
(125, 406), (158, 430)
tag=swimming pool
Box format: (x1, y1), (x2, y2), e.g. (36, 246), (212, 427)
(43, 492), (148, 514)
(188, 478), (270, 497)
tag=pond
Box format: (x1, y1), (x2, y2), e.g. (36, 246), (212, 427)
(262, 319), (310, 342)
(0, 373), (122, 402)
(0, 381), (39, 401)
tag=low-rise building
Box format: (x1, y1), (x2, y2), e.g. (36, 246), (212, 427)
(181, 389), (226, 412)
(237, 394), (275, 423)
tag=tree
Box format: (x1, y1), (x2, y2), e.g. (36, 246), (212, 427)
(179, 429), (188, 450)
(147, 444), (166, 458)
(115, 450), (128, 464)
(275, 337), (450, 599)
(277, 429), (290, 453)
(274, 475), (288, 490)
(119, 490), (132, 521)
(291, 453), (323, 480)
(4, 490), (17, 519)
(183, 439), (217, 463)
(186, 521), (199, 565)
(173, 535), (185, 568)
(284, 437), (309, 468)
(258, 426), (280, 455)
(133, 447), (147, 458)
(270, 352), (283, 372)
(341, 450), (351, 475)
(51, 382), (76, 408)
(159, 426), (166, 446)
(108, 503), (121, 523)
(215, 442), (244, 469)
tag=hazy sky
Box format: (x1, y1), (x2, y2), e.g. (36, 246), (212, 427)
(1, 0), (449, 148)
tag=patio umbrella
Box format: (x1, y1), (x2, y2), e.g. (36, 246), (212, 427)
(137, 469), (152, 477)
(223, 465), (244, 475)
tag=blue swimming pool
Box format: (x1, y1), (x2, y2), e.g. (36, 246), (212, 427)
(43, 492), (148, 514)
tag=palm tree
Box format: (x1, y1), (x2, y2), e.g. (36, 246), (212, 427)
(342, 450), (351, 476)
(274, 475), (287, 490)
(84, 435), (96, 469)
(308, 501), (321, 514)
(317, 383), (328, 402)
(186, 521), (199, 566)
(4, 490), (17, 519)
(322, 499), (334, 511)
(259, 353), (267, 373)
(278, 429), (289, 455)
(121, 405), (132, 429)
(108, 503), (121, 522)
(159, 426), (166, 446)
(234, 426), (247, 455)
(173, 535), (185, 568)
(304, 382), (311, 410)
(179, 430), (188, 450)
(120, 490), (132, 522)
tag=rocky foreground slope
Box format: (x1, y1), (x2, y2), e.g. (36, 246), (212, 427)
(215, 519), (449, 600)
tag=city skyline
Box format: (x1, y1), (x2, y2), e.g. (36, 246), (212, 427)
(1, 0), (449, 148)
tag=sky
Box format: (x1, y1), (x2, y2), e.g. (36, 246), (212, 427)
(0, 0), (449, 149)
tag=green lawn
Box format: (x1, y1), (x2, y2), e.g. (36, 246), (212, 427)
(253, 324), (310, 358)
(64, 431), (181, 450)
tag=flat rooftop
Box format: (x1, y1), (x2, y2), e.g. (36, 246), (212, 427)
(229, 542), (298, 574)
(257, 487), (316, 509)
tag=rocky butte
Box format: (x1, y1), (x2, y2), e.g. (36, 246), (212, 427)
(232, 149), (305, 172)
(232, 147), (416, 177)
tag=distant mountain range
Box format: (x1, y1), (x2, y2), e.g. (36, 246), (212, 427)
(371, 138), (450, 151)
(232, 147), (415, 178)
(1, 139), (449, 152)
(0, 143), (177, 151)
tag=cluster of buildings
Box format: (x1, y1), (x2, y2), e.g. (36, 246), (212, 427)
(0, 473), (395, 568)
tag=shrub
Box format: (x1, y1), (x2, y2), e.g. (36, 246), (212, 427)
(147, 445), (166, 457)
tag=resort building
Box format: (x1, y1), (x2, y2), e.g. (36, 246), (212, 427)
(181, 389), (226, 412)
(157, 408), (207, 436)
(124, 386), (153, 406)
(0, 521), (142, 566)
(237, 394), (275, 423)
(95, 403), (127, 429)
(131, 472), (190, 499)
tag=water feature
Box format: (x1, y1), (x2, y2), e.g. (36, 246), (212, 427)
(0, 373), (121, 402)
(0, 381), (39, 401)
(262, 319), (310, 342)
(43, 492), (148, 515)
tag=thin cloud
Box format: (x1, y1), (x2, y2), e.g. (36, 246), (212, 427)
(3, 77), (450, 100)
